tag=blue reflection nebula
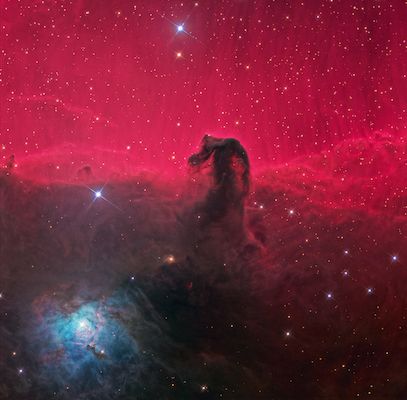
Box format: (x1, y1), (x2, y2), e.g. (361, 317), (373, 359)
(49, 301), (136, 367)
(30, 288), (144, 398)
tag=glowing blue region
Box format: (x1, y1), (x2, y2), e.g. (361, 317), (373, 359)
(31, 294), (141, 396)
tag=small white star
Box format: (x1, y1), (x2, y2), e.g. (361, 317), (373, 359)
(177, 24), (184, 32)
(87, 187), (122, 211)
(326, 292), (333, 300)
(391, 255), (398, 263)
(367, 287), (373, 295)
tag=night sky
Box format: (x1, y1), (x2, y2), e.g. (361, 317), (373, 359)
(1, 1), (407, 399)
(2, 0), (407, 166)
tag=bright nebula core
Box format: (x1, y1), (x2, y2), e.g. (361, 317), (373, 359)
(28, 287), (145, 397)
(1, 0), (407, 399)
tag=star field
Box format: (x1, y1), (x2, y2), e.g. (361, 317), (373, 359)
(0, 1), (406, 399)
(1, 0), (407, 168)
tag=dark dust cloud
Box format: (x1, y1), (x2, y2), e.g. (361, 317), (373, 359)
(0, 133), (406, 399)
(1, 0), (407, 398)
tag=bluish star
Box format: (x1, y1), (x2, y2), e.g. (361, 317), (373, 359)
(85, 185), (122, 211)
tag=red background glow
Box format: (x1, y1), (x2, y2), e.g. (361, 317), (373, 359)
(1, 0), (407, 170)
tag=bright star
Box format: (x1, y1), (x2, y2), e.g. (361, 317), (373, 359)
(79, 320), (87, 329)
(164, 254), (176, 264)
(86, 185), (122, 211)
(160, 14), (197, 40)
(391, 255), (398, 263)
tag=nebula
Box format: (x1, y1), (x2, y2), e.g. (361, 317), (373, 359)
(0, 132), (406, 399)
(188, 135), (250, 223)
(1, 0), (407, 398)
